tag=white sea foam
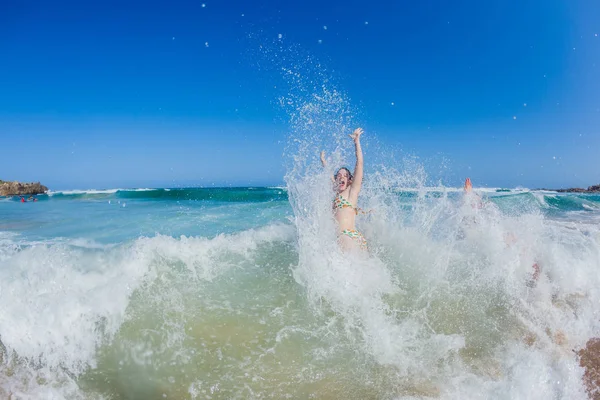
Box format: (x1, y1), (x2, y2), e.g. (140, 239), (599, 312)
(48, 189), (121, 195)
(0, 223), (295, 398)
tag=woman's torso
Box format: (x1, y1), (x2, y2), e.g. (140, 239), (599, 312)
(333, 189), (358, 231)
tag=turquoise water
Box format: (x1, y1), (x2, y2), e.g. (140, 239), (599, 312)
(0, 188), (290, 244)
(3, 187), (597, 243)
(1, 187), (600, 399)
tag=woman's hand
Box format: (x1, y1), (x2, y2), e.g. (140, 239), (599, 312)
(320, 150), (327, 167)
(349, 127), (364, 142)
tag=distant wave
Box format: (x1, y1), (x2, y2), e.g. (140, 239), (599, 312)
(47, 187), (290, 203)
(48, 188), (154, 196)
(39, 186), (568, 197)
(25, 186), (600, 212)
(48, 189), (121, 195)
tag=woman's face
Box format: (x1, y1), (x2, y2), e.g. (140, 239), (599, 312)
(335, 169), (351, 192)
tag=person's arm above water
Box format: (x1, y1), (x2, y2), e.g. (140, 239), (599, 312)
(464, 177), (473, 193)
(349, 128), (364, 196)
(463, 177), (483, 208)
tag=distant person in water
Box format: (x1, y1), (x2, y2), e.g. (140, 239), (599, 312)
(463, 177), (540, 283)
(320, 127), (367, 251)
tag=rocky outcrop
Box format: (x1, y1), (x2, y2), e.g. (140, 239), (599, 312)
(0, 180), (48, 196)
(588, 185), (600, 192)
(556, 188), (587, 193)
(537, 184), (600, 193)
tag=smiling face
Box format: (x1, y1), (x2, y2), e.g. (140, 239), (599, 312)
(335, 168), (352, 193)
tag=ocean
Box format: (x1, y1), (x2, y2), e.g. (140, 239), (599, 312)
(1, 186), (599, 399)
(2, 52), (600, 399)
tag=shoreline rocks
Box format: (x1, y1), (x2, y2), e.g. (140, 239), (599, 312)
(537, 184), (600, 193)
(0, 180), (48, 196)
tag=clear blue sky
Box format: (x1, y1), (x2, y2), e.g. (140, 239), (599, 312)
(0, 0), (598, 189)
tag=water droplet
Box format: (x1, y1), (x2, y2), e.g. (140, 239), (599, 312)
(391, 102), (395, 106)
(201, 3), (206, 7)
(278, 33), (283, 39)
(323, 25), (327, 30)
(523, 103), (527, 107)
(205, 42), (209, 47)
(318, 39), (322, 44)
(364, 21), (369, 25)
(513, 116), (517, 120)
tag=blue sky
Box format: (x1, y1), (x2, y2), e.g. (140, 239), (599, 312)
(0, 0), (598, 189)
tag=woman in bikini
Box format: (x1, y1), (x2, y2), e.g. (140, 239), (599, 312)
(320, 127), (367, 251)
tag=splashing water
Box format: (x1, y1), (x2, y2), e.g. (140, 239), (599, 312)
(279, 48), (600, 398)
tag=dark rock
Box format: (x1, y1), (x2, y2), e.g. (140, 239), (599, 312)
(537, 184), (600, 193)
(587, 185), (600, 192)
(0, 181), (48, 196)
(556, 188), (587, 193)
(578, 338), (600, 400)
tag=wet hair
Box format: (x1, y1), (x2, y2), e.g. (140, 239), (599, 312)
(335, 167), (353, 181)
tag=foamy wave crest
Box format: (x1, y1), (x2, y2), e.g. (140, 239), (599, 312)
(48, 189), (122, 196)
(0, 232), (20, 261)
(0, 223), (295, 398)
